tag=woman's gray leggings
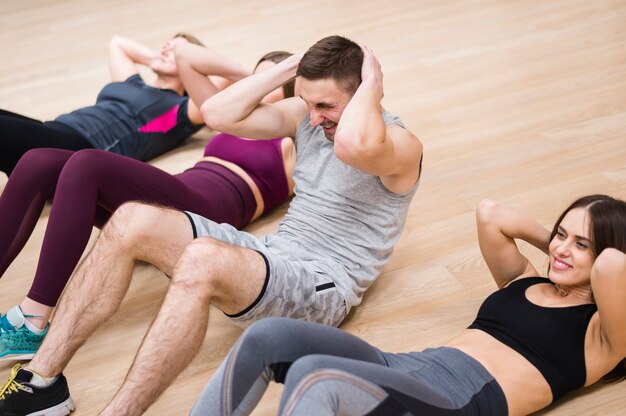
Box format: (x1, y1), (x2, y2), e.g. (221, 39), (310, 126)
(190, 318), (508, 415)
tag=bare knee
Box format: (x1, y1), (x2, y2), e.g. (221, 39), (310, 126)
(100, 201), (167, 251)
(172, 239), (265, 313)
(170, 238), (229, 300)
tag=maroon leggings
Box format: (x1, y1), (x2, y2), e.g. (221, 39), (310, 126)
(0, 148), (257, 306)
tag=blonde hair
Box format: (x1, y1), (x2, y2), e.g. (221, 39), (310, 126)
(173, 32), (205, 47)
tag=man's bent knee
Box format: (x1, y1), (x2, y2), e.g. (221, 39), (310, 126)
(170, 238), (226, 298)
(172, 238), (263, 311)
(100, 202), (170, 250)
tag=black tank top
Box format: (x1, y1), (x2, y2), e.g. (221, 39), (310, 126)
(468, 277), (597, 401)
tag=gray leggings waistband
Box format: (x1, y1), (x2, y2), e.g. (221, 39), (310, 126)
(377, 346), (508, 414)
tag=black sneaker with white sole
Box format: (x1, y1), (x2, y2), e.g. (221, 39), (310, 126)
(0, 364), (74, 416)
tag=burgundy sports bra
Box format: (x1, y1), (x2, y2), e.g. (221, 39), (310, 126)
(202, 133), (290, 213)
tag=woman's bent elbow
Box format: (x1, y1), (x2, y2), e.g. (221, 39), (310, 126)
(476, 198), (499, 224)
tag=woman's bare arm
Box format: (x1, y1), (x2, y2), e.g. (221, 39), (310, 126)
(476, 199), (551, 287)
(108, 35), (157, 82)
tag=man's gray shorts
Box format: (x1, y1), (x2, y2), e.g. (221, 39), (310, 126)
(184, 211), (349, 328)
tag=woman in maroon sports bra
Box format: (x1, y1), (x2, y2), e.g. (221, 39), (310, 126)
(190, 194), (626, 416)
(0, 44), (296, 361)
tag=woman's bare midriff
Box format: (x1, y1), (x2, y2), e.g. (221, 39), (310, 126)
(446, 329), (553, 416)
(200, 137), (294, 222)
(280, 137), (296, 194)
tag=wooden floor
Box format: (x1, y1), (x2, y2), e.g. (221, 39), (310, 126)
(1, 0), (625, 414)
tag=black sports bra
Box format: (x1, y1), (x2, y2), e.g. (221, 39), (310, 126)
(468, 277), (597, 401)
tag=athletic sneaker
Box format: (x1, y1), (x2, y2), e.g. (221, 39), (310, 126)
(0, 306), (49, 361)
(0, 364), (74, 415)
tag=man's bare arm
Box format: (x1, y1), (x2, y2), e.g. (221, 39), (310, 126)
(333, 46), (422, 193)
(201, 55), (306, 140)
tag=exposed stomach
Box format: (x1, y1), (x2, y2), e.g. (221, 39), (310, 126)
(446, 329), (553, 416)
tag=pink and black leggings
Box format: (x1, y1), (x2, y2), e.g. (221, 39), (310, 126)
(0, 148), (257, 306)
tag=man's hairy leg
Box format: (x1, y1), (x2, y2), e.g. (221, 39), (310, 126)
(101, 238), (267, 416)
(28, 202), (194, 377)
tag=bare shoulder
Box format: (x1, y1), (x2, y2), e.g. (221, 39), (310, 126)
(380, 123), (423, 193)
(387, 123), (423, 163)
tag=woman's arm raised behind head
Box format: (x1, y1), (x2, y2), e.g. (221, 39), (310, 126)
(108, 35), (158, 82)
(476, 199), (550, 288)
(592, 248), (626, 358)
(174, 42), (250, 125)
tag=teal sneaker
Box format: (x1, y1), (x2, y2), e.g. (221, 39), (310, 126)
(0, 306), (48, 361)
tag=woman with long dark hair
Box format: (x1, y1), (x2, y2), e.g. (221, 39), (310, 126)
(191, 194), (626, 415)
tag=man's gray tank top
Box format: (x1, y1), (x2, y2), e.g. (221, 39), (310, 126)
(274, 111), (420, 308)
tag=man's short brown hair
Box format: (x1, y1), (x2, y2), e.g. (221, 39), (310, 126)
(296, 35), (363, 95)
